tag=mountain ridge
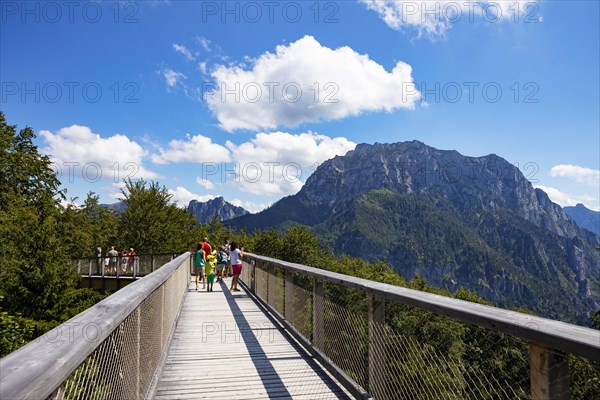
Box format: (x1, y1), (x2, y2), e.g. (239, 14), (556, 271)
(564, 203), (600, 236)
(227, 140), (600, 324)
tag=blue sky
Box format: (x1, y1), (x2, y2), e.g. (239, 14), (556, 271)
(1, 0), (599, 212)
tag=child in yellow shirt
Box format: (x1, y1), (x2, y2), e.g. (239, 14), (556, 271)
(205, 250), (217, 292)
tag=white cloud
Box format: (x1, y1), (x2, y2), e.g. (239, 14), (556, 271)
(149, 129), (355, 199)
(198, 61), (207, 74)
(59, 198), (82, 209)
(550, 164), (600, 187)
(206, 35), (420, 132)
(230, 199), (271, 214)
(162, 68), (187, 88)
(225, 131), (356, 196)
(151, 134), (231, 164)
(168, 186), (215, 207)
(360, 0), (540, 38)
(40, 125), (158, 185)
(196, 176), (216, 190)
(173, 43), (194, 61)
(196, 36), (211, 52)
(535, 185), (599, 211)
(108, 181), (128, 200)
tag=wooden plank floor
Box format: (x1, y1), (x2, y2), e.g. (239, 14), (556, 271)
(153, 277), (352, 399)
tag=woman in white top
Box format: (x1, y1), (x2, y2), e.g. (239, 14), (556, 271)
(229, 241), (244, 292)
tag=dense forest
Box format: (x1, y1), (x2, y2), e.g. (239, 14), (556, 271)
(0, 113), (598, 398)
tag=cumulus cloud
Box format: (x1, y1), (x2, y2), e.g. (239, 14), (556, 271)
(225, 131), (356, 196)
(206, 35), (420, 132)
(535, 185), (579, 207)
(151, 134), (232, 164)
(40, 125), (158, 184)
(149, 130), (355, 197)
(59, 198), (82, 209)
(230, 199), (271, 214)
(173, 43), (194, 61)
(550, 164), (600, 187)
(196, 176), (216, 190)
(360, 0), (541, 38)
(535, 185), (599, 211)
(168, 186), (215, 207)
(108, 181), (128, 200)
(162, 68), (187, 88)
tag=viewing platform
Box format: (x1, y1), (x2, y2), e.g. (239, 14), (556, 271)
(1, 252), (599, 400)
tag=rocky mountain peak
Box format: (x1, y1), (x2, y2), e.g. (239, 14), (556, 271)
(188, 197), (248, 224)
(300, 141), (577, 238)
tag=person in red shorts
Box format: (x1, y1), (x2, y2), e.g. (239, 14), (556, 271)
(229, 241), (244, 292)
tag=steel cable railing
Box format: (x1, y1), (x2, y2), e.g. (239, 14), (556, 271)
(239, 253), (600, 400)
(0, 252), (191, 400)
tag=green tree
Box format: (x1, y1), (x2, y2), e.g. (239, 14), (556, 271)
(118, 179), (197, 253)
(0, 113), (104, 355)
(0, 112), (74, 320)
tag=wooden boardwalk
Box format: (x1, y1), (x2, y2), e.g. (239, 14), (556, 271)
(154, 277), (352, 399)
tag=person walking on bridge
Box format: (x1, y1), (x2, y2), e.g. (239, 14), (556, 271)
(194, 243), (206, 291)
(229, 242), (244, 292)
(216, 245), (227, 283)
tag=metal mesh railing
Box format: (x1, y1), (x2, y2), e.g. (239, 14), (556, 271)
(375, 303), (530, 400)
(0, 253), (191, 400)
(72, 253), (181, 278)
(240, 253), (600, 400)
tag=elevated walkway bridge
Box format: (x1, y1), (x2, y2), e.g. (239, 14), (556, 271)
(1, 253), (599, 399)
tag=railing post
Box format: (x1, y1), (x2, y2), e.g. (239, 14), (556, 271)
(285, 268), (294, 321)
(368, 294), (386, 399)
(250, 260), (256, 293)
(313, 278), (324, 350)
(530, 344), (570, 400)
(88, 259), (92, 288)
(268, 263), (275, 304)
(152, 254), (156, 272)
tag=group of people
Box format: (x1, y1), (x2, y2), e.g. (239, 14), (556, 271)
(104, 246), (138, 274)
(193, 238), (244, 292)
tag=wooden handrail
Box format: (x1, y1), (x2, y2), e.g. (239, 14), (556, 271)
(0, 252), (191, 400)
(245, 252), (600, 362)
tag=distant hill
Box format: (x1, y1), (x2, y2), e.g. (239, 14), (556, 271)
(227, 141), (600, 324)
(101, 197), (249, 224)
(101, 201), (126, 213)
(188, 197), (249, 224)
(564, 204), (600, 236)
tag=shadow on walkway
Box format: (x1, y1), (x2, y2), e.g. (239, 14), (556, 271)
(220, 280), (351, 399)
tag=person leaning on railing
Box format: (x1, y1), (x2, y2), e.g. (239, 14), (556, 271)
(108, 246), (119, 274)
(127, 248), (137, 274)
